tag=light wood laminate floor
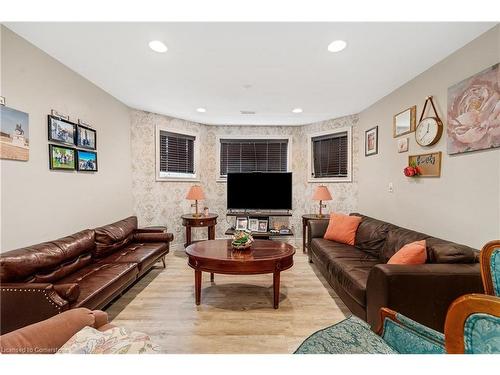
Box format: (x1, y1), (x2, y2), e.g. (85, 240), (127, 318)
(106, 243), (350, 353)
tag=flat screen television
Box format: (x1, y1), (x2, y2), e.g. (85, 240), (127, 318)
(227, 172), (292, 211)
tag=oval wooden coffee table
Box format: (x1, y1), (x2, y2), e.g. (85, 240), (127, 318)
(185, 239), (295, 309)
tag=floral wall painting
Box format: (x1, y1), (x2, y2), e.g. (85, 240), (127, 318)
(447, 63), (500, 155)
(365, 126), (378, 156)
(0, 105), (29, 161)
(397, 137), (409, 153)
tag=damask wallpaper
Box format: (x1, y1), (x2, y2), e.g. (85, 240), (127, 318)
(130, 110), (359, 248)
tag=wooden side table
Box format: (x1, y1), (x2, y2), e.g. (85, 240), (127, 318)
(181, 213), (218, 248)
(302, 214), (330, 253)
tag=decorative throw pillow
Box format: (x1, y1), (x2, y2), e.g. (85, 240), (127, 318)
(56, 326), (161, 354)
(387, 240), (427, 265)
(323, 213), (362, 246)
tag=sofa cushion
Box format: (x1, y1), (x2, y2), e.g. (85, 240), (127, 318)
(311, 239), (378, 262)
(329, 258), (380, 307)
(93, 217), (138, 258)
(0, 229), (95, 283)
(388, 240), (427, 265)
(351, 213), (398, 258)
(381, 227), (429, 263)
(324, 213), (362, 246)
(425, 237), (477, 264)
(97, 242), (168, 273)
(310, 238), (380, 306)
(56, 262), (138, 309)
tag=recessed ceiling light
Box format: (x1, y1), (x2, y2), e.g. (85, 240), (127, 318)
(148, 40), (168, 53)
(327, 40), (347, 53)
(292, 108), (303, 114)
(196, 107), (206, 113)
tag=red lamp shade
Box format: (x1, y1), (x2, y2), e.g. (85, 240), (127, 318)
(312, 185), (332, 201)
(186, 185), (205, 200)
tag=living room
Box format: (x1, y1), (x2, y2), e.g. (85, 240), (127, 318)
(1, 0), (499, 372)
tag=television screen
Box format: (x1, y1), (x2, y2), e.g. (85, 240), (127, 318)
(227, 172), (292, 210)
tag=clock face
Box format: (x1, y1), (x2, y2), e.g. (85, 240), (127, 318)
(415, 117), (442, 146)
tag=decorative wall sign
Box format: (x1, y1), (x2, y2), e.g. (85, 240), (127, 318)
(77, 150), (98, 172)
(393, 105), (416, 137)
(0, 105), (29, 161)
(397, 137), (409, 153)
(50, 109), (69, 121)
(77, 125), (97, 150)
(48, 115), (77, 146)
(447, 63), (500, 155)
(365, 126), (378, 156)
(0, 96), (5, 106)
(49, 144), (76, 170)
(78, 119), (93, 128)
(408, 151), (441, 177)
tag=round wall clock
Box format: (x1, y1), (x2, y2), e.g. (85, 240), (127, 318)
(415, 96), (443, 147)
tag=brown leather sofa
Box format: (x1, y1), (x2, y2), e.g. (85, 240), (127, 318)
(0, 216), (173, 334)
(308, 213), (483, 332)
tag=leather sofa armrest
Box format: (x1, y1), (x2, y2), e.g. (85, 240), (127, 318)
(308, 220), (329, 239)
(1, 283), (69, 335)
(133, 231), (174, 243)
(366, 263), (483, 333)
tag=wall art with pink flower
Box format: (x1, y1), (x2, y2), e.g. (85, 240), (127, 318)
(447, 63), (500, 154)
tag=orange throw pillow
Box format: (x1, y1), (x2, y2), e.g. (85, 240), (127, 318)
(323, 213), (362, 246)
(388, 240), (427, 265)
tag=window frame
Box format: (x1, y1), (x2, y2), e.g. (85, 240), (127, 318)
(307, 126), (352, 183)
(155, 125), (200, 182)
(216, 135), (292, 182)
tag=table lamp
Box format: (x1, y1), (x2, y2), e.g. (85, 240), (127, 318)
(312, 185), (332, 218)
(186, 185), (205, 217)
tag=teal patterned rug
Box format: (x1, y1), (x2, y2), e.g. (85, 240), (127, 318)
(294, 315), (396, 354)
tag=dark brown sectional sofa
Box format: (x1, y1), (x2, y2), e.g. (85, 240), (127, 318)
(0, 216), (173, 334)
(308, 213), (483, 332)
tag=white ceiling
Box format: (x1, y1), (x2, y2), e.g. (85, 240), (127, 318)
(4, 22), (496, 125)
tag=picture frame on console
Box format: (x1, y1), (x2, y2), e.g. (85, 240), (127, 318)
(248, 218), (259, 232)
(257, 220), (268, 233)
(235, 217), (248, 230)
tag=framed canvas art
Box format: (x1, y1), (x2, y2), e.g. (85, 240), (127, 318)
(447, 63), (500, 154)
(0, 105), (29, 161)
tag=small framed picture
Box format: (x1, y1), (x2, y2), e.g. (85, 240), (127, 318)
(235, 217), (248, 230)
(49, 144), (76, 170)
(0, 96), (5, 106)
(397, 137), (409, 153)
(365, 126), (378, 156)
(77, 150), (98, 172)
(77, 125), (97, 150)
(48, 115), (76, 146)
(257, 220), (268, 233)
(248, 218), (259, 232)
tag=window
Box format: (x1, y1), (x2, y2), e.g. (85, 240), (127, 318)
(308, 127), (352, 182)
(156, 127), (198, 181)
(218, 138), (289, 178)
